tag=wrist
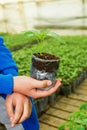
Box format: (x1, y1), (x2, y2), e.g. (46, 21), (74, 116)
(13, 76), (19, 92)
(13, 76), (26, 93)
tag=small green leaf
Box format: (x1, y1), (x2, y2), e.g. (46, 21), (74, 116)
(59, 124), (65, 130)
(80, 103), (87, 110)
(77, 125), (85, 130)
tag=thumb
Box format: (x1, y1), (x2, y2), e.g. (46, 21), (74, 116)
(32, 79), (52, 89)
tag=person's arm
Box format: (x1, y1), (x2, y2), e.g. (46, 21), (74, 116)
(0, 37), (33, 126)
(0, 36), (18, 74)
(0, 36), (18, 94)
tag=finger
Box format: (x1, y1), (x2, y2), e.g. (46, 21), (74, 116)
(6, 96), (14, 120)
(18, 100), (32, 123)
(31, 78), (52, 89)
(58, 78), (62, 82)
(35, 80), (62, 98)
(11, 101), (23, 127)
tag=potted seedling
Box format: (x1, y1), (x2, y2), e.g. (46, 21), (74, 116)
(24, 29), (64, 113)
(25, 29), (64, 89)
(59, 67), (72, 97)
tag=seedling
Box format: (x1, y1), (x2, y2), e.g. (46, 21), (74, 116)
(24, 29), (65, 53)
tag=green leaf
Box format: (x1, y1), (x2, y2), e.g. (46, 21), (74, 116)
(24, 31), (36, 36)
(80, 103), (87, 110)
(77, 126), (85, 130)
(47, 31), (65, 44)
(59, 124), (65, 130)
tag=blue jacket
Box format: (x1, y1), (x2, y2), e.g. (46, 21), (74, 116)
(0, 36), (39, 130)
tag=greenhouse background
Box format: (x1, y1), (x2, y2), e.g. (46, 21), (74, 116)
(0, 0), (87, 35)
(1, 0), (87, 130)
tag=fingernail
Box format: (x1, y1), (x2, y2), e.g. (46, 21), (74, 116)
(47, 81), (52, 86)
(10, 117), (13, 121)
(59, 83), (62, 86)
(59, 79), (62, 82)
(11, 123), (15, 127)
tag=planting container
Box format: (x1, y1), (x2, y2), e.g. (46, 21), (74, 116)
(60, 84), (72, 97)
(30, 52), (60, 90)
(34, 98), (48, 115)
(70, 80), (77, 92)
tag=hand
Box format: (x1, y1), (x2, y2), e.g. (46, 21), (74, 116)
(6, 93), (32, 127)
(13, 76), (62, 98)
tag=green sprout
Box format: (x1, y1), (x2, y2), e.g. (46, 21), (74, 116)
(24, 29), (65, 53)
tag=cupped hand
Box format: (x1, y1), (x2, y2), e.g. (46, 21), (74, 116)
(13, 76), (62, 99)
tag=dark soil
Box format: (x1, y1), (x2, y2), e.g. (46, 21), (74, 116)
(32, 53), (60, 72)
(34, 52), (59, 60)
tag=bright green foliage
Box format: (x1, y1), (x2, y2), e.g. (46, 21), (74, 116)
(80, 103), (87, 110)
(24, 29), (64, 44)
(59, 103), (87, 130)
(24, 29), (49, 44)
(1, 32), (87, 83)
(24, 29), (64, 53)
(0, 33), (33, 51)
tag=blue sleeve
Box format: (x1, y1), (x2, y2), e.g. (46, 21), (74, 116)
(0, 36), (18, 73)
(0, 74), (13, 94)
(0, 36), (18, 94)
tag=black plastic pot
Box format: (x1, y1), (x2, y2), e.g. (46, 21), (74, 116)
(30, 52), (60, 90)
(79, 72), (84, 83)
(82, 70), (87, 79)
(48, 87), (60, 103)
(77, 71), (87, 87)
(48, 93), (56, 103)
(35, 98), (48, 116)
(34, 100), (39, 115)
(70, 80), (77, 92)
(60, 84), (72, 97)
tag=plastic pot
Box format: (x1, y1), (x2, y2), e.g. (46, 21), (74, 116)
(70, 80), (77, 92)
(30, 52), (60, 90)
(34, 97), (48, 116)
(60, 84), (72, 97)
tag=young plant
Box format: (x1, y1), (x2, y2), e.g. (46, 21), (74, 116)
(24, 29), (65, 53)
(59, 103), (87, 130)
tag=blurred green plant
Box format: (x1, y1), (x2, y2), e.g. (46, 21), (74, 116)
(59, 103), (87, 130)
